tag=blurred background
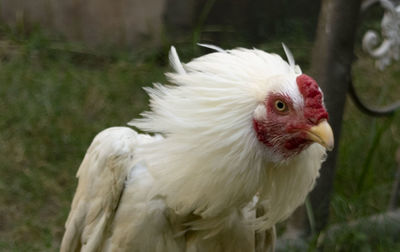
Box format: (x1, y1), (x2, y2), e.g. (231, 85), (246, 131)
(0, 0), (399, 251)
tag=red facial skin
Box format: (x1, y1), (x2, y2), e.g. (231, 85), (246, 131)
(253, 74), (328, 158)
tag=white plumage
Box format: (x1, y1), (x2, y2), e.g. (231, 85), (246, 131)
(61, 45), (332, 251)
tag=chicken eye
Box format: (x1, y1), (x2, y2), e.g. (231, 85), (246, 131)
(274, 100), (288, 112)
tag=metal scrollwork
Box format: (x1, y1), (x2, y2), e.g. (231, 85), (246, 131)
(348, 0), (400, 117)
(362, 0), (400, 70)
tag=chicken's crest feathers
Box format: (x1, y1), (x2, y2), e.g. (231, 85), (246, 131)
(282, 43), (302, 75)
(197, 43), (226, 53)
(169, 46), (186, 74)
(131, 47), (301, 135)
(282, 43), (294, 69)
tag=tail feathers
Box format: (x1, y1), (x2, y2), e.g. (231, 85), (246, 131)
(169, 46), (186, 74)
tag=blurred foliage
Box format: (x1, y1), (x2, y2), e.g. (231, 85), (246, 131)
(1, 7), (400, 250)
(166, 0), (320, 50)
(193, 0), (321, 45)
(0, 26), (166, 251)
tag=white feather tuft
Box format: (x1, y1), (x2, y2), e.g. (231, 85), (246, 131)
(197, 43), (226, 53)
(282, 43), (295, 69)
(168, 46), (186, 74)
(281, 43), (302, 75)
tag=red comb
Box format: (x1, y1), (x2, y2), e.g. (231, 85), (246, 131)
(296, 74), (328, 124)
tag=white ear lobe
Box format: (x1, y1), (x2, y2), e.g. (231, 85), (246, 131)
(253, 104), (267, 121)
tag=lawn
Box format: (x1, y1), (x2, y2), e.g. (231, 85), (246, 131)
(0, 30), (399, 251)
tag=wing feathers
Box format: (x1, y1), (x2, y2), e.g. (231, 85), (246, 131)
(60, 127), (138, 252)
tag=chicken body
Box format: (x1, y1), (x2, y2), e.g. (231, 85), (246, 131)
(61, 45), (333, 252)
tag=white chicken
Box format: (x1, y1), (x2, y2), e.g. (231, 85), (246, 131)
(60, 44), (333, 252)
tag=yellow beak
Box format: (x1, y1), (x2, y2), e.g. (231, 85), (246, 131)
(306, 120), (334, 151)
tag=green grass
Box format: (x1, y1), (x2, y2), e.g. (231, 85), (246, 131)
(323, 48), (400, 251)
(333, 51), (400, 219)
(0, 34), (166, 251)
(0, 30), (399, 251)
(321, 52), (400, 251)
